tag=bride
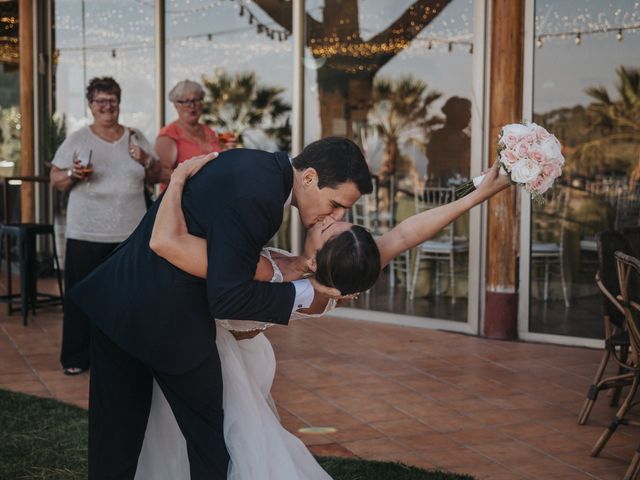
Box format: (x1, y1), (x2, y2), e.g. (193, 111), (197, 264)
(135, 153), (510, 479)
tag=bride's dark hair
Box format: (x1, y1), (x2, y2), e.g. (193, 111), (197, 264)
(314, 226), (380, 295)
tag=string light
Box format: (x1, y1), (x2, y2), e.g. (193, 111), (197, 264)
(535, 23), (639, 47)
(233, 1), (290, 42)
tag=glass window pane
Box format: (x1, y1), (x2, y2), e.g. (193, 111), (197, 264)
(305, 0), (476, 321)
(530, 1), (640, 338)
(0, 0), (20, 177)
(54, 0), (157, 139)
(165, 0), (293, 248)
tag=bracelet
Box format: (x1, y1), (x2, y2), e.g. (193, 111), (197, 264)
(66, 168), (73, 178)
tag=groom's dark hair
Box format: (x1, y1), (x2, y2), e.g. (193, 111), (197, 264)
(292, 137), (373, 194)
(315, 225), (380, 295)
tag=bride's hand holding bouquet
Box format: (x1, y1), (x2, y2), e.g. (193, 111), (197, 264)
(456, 123), (565, 200)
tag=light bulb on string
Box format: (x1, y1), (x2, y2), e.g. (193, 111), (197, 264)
(574, 32), (581, 45)
(427, 40), (433, 49)
(447, 42), (452, 52)
(616, 28), (623, 41)
(536, 35), (543, 48)
(468, 43), (473, 54)
(111, 49), (116, 58)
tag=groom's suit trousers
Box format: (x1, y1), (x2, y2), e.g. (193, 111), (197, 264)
(89, 327), (229, 480)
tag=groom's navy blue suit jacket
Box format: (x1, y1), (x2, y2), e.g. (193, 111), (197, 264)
(69, 149), (295, 374)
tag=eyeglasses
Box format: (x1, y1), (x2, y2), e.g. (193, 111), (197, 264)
(92, 98), (119, 107)
(175, 98), (203, 107)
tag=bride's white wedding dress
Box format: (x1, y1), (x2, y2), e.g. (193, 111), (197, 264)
(135, 249), (334, 480)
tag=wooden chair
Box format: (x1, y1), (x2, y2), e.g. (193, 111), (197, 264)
(409, 186), (468, 303)
(577, 231), (632, 424)
(590, 252), (640, 461)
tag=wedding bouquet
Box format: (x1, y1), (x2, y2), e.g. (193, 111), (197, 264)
(455, 123), (564, 200)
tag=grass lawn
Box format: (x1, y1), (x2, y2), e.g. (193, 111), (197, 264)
(0, 389), (474, 480)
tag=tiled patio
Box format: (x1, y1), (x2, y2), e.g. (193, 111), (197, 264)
(1, 304), (636, 479)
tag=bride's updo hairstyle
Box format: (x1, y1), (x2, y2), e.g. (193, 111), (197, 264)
(314, 225), (380, 295)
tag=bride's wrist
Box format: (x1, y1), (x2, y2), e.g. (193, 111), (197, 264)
(168, 176), (186, 189)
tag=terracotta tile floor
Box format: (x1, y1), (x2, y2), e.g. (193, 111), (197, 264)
(1, 305), (637, 479)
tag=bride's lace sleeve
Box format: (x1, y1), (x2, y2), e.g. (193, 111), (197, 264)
(217, 249), (281, 333)
(290, 298), (337, 321)
(217, 248), (337, 333)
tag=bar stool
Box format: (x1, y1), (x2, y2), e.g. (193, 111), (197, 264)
(0, 176), (64, 326)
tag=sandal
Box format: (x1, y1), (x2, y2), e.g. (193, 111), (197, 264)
(63, 367), (87, 376)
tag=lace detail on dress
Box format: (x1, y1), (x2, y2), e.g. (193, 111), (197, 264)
(262, 249), (284, 283)
(217, 249), (284, 333)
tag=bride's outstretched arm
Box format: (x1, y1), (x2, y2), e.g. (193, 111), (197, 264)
(376, 162), (510, 268)
(150, 153), (275, 281)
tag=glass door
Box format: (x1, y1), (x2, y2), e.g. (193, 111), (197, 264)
(303, 0), (486, 330)
(522, 0), (640, 343)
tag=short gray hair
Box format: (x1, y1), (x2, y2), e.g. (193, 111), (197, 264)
(168, 80), (205, 103)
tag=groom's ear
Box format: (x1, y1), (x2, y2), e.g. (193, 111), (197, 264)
(301, 168), (318, 188)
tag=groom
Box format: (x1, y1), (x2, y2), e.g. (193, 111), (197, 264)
(68, 137), (373, 479)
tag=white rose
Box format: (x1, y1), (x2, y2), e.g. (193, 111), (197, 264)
(502, 123), (532, 137)
(539, 136), (562, 159)
(509, 158), (542, 184)
(499, 123), (533, 148)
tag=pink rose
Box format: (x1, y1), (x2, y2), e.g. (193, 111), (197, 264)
(500, 149), (518, 168)
(542, 162), (562, 179)
(529, 148), (545, 164)
(535, 174), (556, 194)
(500, 132), (520, 148)
(535, 126), (550, 140)
(524, 133), (537, 144)
(528, 176), (544, 192)
(514, 141), (530, 158)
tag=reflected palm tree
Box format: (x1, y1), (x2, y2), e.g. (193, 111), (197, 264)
(201, 71), (291, 150)
(368, 75), (443, 191)
(580, 66), (640, 181)
(254, 0), (453, 138)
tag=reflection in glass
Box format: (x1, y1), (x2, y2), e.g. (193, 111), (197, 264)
(165, 0), (294, 248)
(530, 1), (640, 338)
(53, 0), (157, 139)
(305, 0), (475, 321)
(0, 0), (20, 176)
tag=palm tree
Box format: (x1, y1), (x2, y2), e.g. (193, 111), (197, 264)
(368, 75), (443, 188)
(254, 0), (452, 138)
(201, 71), (291, 150)
(581, 66), (640, 180)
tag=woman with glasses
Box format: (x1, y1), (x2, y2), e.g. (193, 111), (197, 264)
(50, 76), (159, 376)
(156, 80), (234, 186)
